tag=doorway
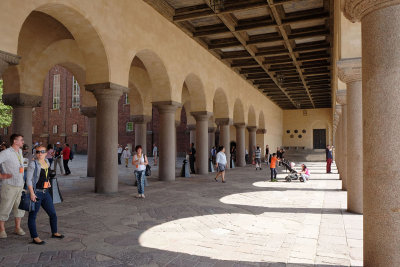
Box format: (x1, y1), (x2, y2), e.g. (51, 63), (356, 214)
(313, 129), (326, 149)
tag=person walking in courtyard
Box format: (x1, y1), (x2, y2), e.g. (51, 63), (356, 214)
(62, 144), (71, 175)
(189, 143), (196, 174)
(26, 145), (64, 245)
(152, 143), (158, 166)
(122, 147), (131, 167)
(214, 146), (227, 183)
(133, 145), (148, 198)
(326, 145), (333, 173)
(255, 146), (262, 170)
(117, 144), (123, 165)
(265, 145), (270, 166)
(53, 142), (64, 175)
(0, 134), (27, 239)
(46, 144), (54, 168)
(299, 164), (311, 182)
(269, 153), (279, 182)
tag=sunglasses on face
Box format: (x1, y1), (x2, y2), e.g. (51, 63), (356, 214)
(36, 150), (47, 154)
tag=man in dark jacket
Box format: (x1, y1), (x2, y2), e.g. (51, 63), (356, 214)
(189, 143), (196, 174)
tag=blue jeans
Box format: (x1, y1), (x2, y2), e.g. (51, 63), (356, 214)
(270, 168), (277, 180)
(135, 170), (145, 194)
(28, 191), (58, 238)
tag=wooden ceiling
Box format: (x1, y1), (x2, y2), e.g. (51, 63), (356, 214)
(144, 0), (333, 109)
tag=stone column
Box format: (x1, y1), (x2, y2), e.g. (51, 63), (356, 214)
(345, 2), (400, 264)
(192, 112), (212, 174)
(247, 126), (257, 163)
(3, 93), (41, 159)
(0, 50), (20, 77)
(235, 123), (246, 167)
(336, 90), (347, 191)
(338, 58), (363, 214)
(208, 127), (216, 157)
(86, 84), (124, 193)
(333, 105), (342, 171)
(215, 118), (231, 168)
(80, 107), (96, 177)
(187, 125), (196, 146)
(132, 115), (151, 155)
(154, 102), (180, 181)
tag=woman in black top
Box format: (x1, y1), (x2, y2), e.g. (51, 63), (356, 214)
(26, 145), (64, 245)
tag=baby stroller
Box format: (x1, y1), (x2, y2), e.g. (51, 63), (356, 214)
(281, 160), (303, 182)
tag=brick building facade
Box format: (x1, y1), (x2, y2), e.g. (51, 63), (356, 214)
(0, 65), (190, 155)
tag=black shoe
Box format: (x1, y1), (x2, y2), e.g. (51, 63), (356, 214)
(214, 178), (218, 182)
(222, 181), (226, 183)
(51, 234), (65, 239)
(32, 239), (46, 245)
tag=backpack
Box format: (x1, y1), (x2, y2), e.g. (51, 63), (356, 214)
(69, 150), (74, 160)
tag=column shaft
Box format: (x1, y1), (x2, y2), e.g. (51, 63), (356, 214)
(135, 123), (147, 155)
(219, 123), (231, 168)
(93, 89), (122, 193)
(362, 5), (400, 265)
(157, 104), (178, 181)
(193, 113), (211, 175)
(12, 106), (33, 158)
(346, 80), (363, 213)
(235, 124), (246, 167)
(87, 117), (96, 177)
(341, 105), (348, 191)
(248, 127), (257, 163)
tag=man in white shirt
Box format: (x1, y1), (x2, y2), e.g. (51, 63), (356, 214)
(214, 146), (227, 183)
(152, 144), (158, 166)
(0, 134), (27, 238)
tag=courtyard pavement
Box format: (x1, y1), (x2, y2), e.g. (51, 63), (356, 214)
(0, 155), (363, 266)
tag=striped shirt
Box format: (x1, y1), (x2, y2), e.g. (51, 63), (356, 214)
(0, 147), (24, 187)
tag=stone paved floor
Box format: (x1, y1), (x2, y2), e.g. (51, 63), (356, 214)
(0, 155), (363, 266)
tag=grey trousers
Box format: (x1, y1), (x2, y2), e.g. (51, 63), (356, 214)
(54, 157), (64, 174)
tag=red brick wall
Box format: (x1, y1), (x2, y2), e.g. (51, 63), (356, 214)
(1, 65), (190, 156)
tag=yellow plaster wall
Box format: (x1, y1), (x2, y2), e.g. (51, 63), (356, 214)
(283, 109), (332, 149)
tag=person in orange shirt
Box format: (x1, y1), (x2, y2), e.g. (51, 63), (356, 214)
(269, 153), (280, 182)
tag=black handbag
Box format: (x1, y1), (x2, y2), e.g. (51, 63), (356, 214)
(145, 165), (151, 176)
(18, 190), (35, 212)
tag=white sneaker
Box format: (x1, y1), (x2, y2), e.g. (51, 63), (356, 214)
(15, 228), (25, 236)
(0, 231), (7, 239)
(141, 194), (145, 198)
(135, 194), (141, 198)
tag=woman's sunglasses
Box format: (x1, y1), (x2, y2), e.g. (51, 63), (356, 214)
(36, 150), (47, 154)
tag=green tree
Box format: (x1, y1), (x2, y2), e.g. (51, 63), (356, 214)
(0, 80), (12, 128)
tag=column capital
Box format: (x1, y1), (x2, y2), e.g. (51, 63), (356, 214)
(247, 126), (257, 132)
(86, 84), (125, 101)
(130, 115), (152, 123)
(191, 111), (213, 121)
(153, 101), (182, 113)
(85, 82), (128, 94)
(3, 93), (41, 107)
(0, 50), (20, 76)
(187, 124), (196, 131)
(215, 118), (232, 126)
(257, 129), (267, 134)
(208, 127), (216, 133)
(80, 106), (97, 118)
(335, 104), (342, 116)
(336, 90), (347, 105)
(234, 123), (246, 129)
(344, 0), (400, 22)
(338, 58), (362, 84)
